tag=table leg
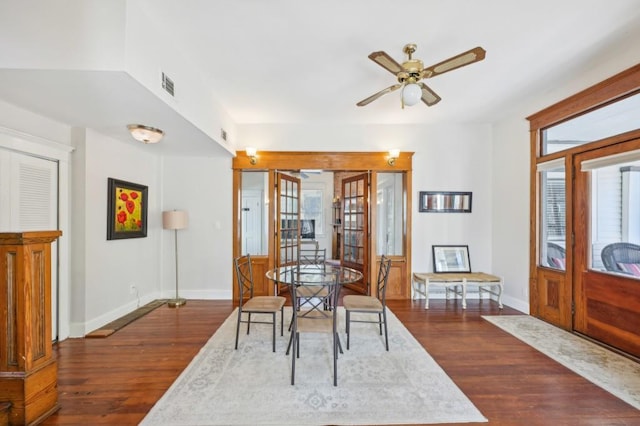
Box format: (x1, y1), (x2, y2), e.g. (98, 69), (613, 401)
(425, 279), (430, 310)
(462, 279), (467, 309)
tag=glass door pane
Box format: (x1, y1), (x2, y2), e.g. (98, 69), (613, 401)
(376, 173), (404, 255)
(277, 173), (300, 267)
(539, 162), (566, 270)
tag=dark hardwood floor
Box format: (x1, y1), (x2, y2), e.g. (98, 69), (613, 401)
(41, 297), (640, 426)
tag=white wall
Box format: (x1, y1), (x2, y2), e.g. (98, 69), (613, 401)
(0, 0), (126, 70)
(161, 156), (234, 300)
(491, 117), (531, 313)
(70, 129), (162, 336)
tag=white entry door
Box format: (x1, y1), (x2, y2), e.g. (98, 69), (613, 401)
(0, 148), (59, 339)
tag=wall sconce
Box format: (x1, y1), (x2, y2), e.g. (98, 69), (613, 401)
(387, 149), (400, 166)
(246, 147), (258, 165)
(127, 124), (164, 144)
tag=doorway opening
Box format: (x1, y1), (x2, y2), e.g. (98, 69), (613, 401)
(232, 151), (414, 302)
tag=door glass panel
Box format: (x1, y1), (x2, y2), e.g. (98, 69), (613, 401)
(376, 172), (403, 255)
(277, 173), (300, 266)
(241, 171), (268, 255)
(583, 157), (640, 275)
(539, 163), (566, 269)
(543, 92), (640, 155)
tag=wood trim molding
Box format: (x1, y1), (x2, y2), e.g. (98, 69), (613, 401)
(232, 151), (414, 171)
(527, 63), (640, 130)
(232, 151), (413, 300)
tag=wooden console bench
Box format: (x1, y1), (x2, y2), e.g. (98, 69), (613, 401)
(412, 272), (504, 309)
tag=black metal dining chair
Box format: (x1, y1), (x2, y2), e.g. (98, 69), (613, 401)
(234, 253), (286, 352)
(287, 275), (342, 386)
(343, 255), (392, 351)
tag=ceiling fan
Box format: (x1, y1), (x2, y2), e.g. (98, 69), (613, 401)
(357, 43), (486, 108)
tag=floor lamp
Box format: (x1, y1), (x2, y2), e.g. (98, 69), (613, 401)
(163, 210), (189, 308)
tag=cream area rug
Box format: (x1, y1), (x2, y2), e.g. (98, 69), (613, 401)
(141, 307), (487, 425)
(483, 315), (640, 409)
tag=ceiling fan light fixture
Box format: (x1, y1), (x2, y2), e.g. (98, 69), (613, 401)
(401, 83), (421, 107)
(127, 124), (164, 144)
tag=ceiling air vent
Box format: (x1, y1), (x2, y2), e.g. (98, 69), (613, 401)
(162, 72), (175, 97)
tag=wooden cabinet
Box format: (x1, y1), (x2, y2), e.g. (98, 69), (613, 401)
(0, 231), (61, 425)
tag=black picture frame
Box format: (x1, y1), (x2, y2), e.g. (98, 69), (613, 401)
(107, 178), (148, 240)
(432, 245), (471, 273)
(419, 191), (472, 213)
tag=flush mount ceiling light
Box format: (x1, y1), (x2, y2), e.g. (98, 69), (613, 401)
(127, 124), (164, 144)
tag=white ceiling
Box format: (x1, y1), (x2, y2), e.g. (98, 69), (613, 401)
(1, 0), (639, 155)
(135, 0), (640, 125)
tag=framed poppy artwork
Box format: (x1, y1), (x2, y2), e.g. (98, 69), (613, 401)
(107, 178), (148, 240)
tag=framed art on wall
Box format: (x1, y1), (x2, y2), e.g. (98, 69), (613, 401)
(419, 191), (472, 213)
(107, 178), (148, 240)
(432, 245), (471, 273)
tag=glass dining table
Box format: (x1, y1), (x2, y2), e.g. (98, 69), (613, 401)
(265, 263), (363, 289)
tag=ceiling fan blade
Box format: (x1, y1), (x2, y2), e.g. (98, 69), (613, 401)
(422, 46), (486, 78)
(419, 83), (441, 106)
(368, 51), (404, 74)
(356, 84), (402, 107)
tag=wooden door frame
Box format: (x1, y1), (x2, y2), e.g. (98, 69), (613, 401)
(527, 63), (640, 327)
(232, 151), (413, 299)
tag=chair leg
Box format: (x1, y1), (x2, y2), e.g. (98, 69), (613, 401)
(346, 310), (351, 350)
(378, 313), (383, 335)
(272, 312), (276, 352)
(333, 331), (338, 386)
(296, 332), (300, 358)
(246, 312), (251, 335)
(280, 307), (284, 336)
(291, 331), (296, 385)
(235, 309), (242, 350)
(383, 309), (389, 351)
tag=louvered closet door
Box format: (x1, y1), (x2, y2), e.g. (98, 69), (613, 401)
(1, 150), (59, 339)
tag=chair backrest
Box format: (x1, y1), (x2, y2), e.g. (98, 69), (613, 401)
(376, 255), (392, 304)
(291, 278), (340, 325)
(299, 247), (326, 266)
(234, 254), (254, 304)
(546, 242), (566, 268)
(601, 242), (640, 272)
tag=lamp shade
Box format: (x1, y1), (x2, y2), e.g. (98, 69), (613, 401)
(402, 83), (422, 106)
(163, 210), (189, 230)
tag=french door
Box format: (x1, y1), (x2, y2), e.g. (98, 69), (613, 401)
(341, 173), (368, 294)
(276, 172), (301, 267)
(573, 137), (640, 358)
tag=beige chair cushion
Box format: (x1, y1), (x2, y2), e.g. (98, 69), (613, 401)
(343, 295), (382, 312)
(243, 296), (286, 312)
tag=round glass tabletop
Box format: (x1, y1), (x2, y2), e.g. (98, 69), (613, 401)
(266, 264), (363, 286)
